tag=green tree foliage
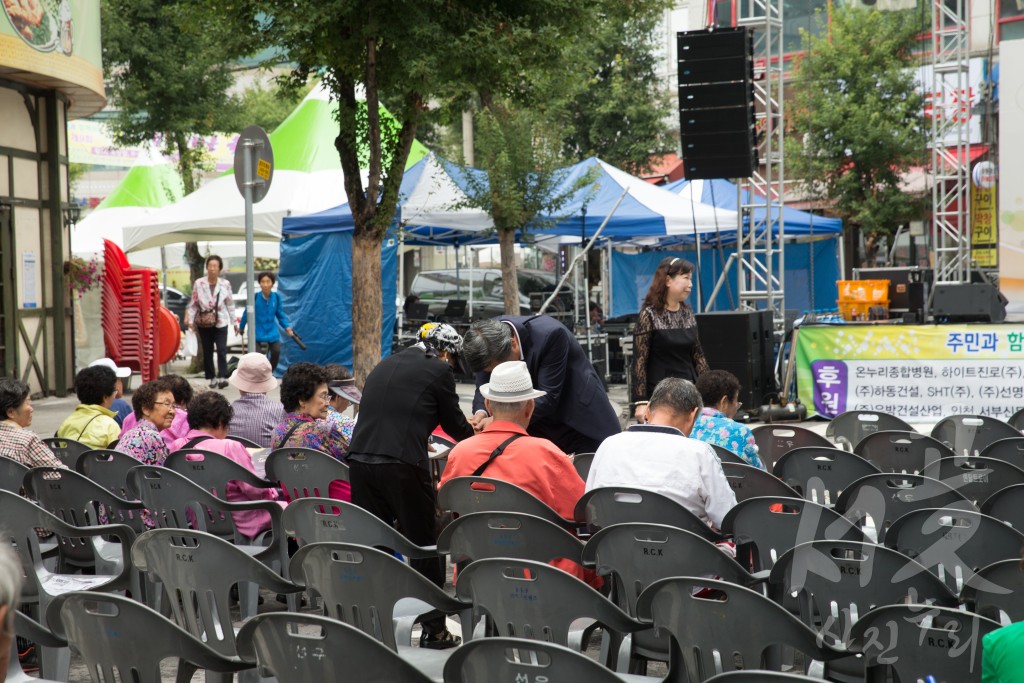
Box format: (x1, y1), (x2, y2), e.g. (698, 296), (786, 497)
(211, 0), (611, 382)
(219, 81), (314, 134)
(460, 104), (592, 313)
(557, 0), (673, 172)
(786, 5), (928, 266)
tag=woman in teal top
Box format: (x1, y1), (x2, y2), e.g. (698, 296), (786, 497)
(237, 271), (294, 371)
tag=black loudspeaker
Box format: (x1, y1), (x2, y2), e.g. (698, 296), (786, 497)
(695, 310), (776, 407)
(677, 27), (758, 179)
(932, 283), (1007, 322)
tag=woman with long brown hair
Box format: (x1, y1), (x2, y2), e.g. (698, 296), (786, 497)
(632, 256), (709, 422)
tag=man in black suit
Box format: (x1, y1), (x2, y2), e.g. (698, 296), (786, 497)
(347, 322), (473, 649)
(463, 315), (620, 454)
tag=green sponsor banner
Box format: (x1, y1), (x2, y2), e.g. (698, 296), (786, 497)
(796, 324), (1024, 420)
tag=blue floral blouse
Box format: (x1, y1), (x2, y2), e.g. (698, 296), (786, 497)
(691, 408), (763, 469)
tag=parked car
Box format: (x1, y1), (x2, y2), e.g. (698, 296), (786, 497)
(158, 284), (189, 330)
(407, 268), (578, 321)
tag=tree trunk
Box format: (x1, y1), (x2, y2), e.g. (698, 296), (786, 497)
(352, 230), (383, 387)
(499, 228), (519, 315)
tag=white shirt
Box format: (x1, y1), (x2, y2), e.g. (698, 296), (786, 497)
(586, 424), (738, 529)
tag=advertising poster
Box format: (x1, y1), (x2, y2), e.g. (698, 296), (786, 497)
(796, 324), (1024, 420)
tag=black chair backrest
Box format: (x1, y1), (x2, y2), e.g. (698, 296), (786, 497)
(164, 448), (274, 500)
(437, 511), (584, 567)
(571, 452), (595, 481)
(1008, 407), (1024, 431)
(961, 558), (1024, 624)
(931, 414), (1023, 456)
(438, 476), (575, 529)
(833, 472), (975, 542)
(281, 497), (436, 558)
(264, 447), (350, 500)
(771, 446), (880, 506)
(574, 486), (723, 542)
(722, 496), (870, 572)
(443, 637), (644, 683)
(720, 462), (801, 504)
(854, 430), (953, 474)
(978, 437), (1024, 471)
(709, 443), (747, 465)
(227, 434), (261, 449)
(920, 455), (1024, 506)
(751, 425), (834, 471)
(825, 410), (914, 450)
(980, 482), (1024, 531)
(76, 449), (141, 500)
(41, 437), (92, 470)
(0, 454), (29, 494)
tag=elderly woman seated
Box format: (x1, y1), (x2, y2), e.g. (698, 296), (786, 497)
(170, 391), (283, 540)
(117, 379), (176, 466)
(271, 362), (349, 500)
(0, 378), (65, 469)
(56, 365), (122, 450)
(120, 374), (193, 449)
(691, 369), (764, 469)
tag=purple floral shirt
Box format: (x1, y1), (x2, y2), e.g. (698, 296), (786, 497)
(326, 407), (356, 444)
(691, 408), (763, 469)
(271, 412), (349, 461)
(116, 419), (170, 467)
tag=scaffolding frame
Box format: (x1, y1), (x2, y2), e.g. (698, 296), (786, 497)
(724, 0), (785, 328)
(929, 0), (971, 285)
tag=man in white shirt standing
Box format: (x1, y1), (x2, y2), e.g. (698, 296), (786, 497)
(586, 377), (737, 531)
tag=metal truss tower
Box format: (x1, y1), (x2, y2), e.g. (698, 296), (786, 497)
(736, 0), (785, 325)
(930, 0), (971, 285)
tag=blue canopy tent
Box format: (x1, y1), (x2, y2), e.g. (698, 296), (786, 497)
(275, 226), (398, 375)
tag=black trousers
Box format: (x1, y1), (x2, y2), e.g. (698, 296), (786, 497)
(349, 459), (447, 635)
(197, 325), (229, 379)
(258, 341), (282, 370)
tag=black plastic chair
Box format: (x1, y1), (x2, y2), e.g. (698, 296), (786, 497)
(978, 436), (1024, 471)
(704, 673), (829, 683)
(883, 507), (1024, 593)
(849, 604), (1000, 682)
(1008, 407), (1024, 431)
(771, 446), (880, 507)
(721, 496), (871, 573)
(10, 611), (65, 683)
(227, 434), (261, 449)
(50, 591), (250, 683)
(237, 612), (435, 683)
(75, 448), (142, 500)
(0, 454), (29, 493)
(437, 511), (584, 567)
(281, 496), (438, 557)
(751, 425), (834, 471)
(438, 476), (576, 530)
(709, 443), (747, 465)
(574, 486), (724, 542)
(833, 473), (975, 542)
(980, 482), (1024, 530)
(128, 465), (288, 575)
(455, 558), (644, 669)
(264, 446), (350, 499)
(635, 576), (845, 681)
(41, 436), (92, 470)
(443, 637), (650, 683)
(961, 558), (1024, 625)
(582, 523), (765, 674)
(920, 455), (1024, 506)
(572, 452), (595, 481)
(931, 414), (1022, 456)
(720, 462), (801, 504)
(769, 540), (958, 652)
(825, 410), (914, 451)
(853, 430), (953, 474)
(290, 541), (472, 663)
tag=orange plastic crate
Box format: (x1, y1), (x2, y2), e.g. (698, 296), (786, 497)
(837, 279), (890, 303)
(838, 300), (890, 321)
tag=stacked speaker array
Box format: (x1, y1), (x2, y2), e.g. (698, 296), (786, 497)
(695, 310), (776, 408)
(677, 27), (758, 179)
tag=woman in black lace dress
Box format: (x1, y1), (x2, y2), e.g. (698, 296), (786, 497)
(632, 256), (710, 422)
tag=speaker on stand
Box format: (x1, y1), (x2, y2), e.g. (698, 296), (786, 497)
(677, 27), (758, 179)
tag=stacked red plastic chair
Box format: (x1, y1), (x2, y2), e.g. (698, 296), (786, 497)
(102, 239), (162, 382)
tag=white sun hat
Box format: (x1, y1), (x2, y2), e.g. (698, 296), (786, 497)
(479, 361), (546, 402)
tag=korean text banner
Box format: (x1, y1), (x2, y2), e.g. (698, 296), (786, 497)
(796, 324), (1024, 420)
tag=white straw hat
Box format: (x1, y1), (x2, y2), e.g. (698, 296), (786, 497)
(479, 361), (546, 402)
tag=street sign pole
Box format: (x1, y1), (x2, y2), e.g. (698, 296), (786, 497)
(242, 140), (256, 353)
(234, 126), (274, 356)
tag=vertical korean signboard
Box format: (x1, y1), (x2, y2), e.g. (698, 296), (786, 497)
(796, 324), (1024, 420)
(971, 161), (998, 268)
